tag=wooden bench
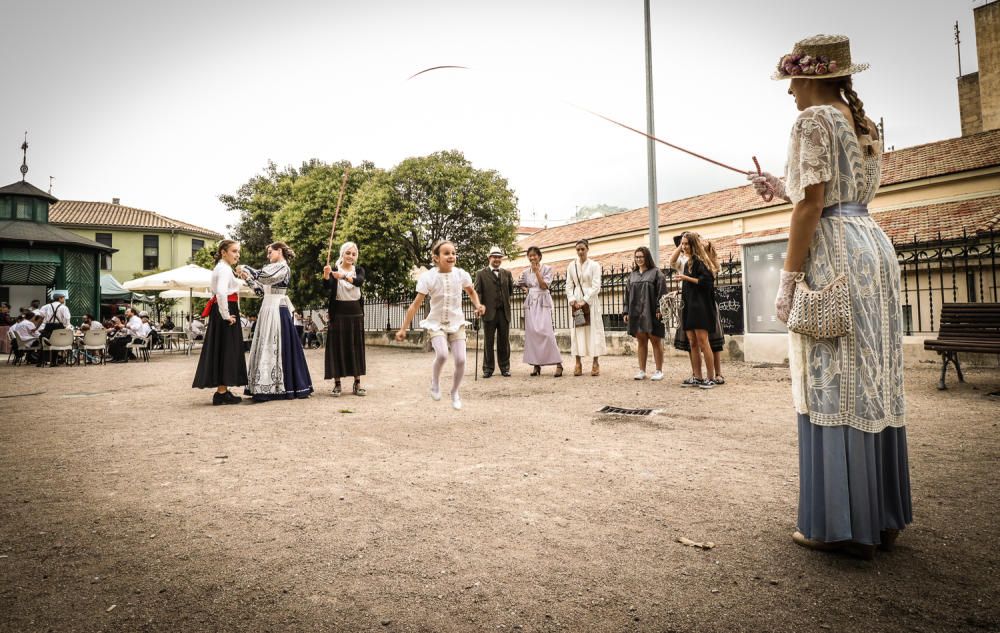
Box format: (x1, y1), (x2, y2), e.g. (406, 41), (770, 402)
(923, 303), (1000, 390)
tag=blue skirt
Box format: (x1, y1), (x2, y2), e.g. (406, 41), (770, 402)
(798, 414), (913, 545)
(245, 306), (313, 402)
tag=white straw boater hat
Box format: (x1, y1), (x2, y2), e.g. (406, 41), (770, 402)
(772, 34), (869, 80)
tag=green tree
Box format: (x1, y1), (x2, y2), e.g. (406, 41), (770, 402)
(342, 150), (519, 298)
(269, 161), (381, 307)
(219, 160), (300, 263)
(189, 245), (215, 268)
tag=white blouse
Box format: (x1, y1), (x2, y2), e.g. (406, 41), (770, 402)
(335, 265), (361, 302)
(211, 261), (240, 320)
(416, 267), (473, 333)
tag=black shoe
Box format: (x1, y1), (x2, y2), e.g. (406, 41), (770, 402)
(482, 372), (493, 379)
(501, 370), (511, 377)
(223, 391), (242, 404)
(212, 392), (227, 406)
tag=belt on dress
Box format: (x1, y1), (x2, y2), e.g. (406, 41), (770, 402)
(201, 293), (239, 317)
(821, 202), (868, 218)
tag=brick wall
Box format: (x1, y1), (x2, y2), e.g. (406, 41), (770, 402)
(958, 72), (983, 136)
(975, 0), (1000, 131)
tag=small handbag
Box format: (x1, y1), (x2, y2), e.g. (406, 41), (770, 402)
(786, 203), (852, 338)
(570, 262), (592, 327)
(786, 271), (852, 338)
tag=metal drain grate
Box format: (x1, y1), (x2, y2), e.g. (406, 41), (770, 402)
(597, 405), (657, 416)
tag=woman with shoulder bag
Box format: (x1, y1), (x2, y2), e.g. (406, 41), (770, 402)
(749, 34), (910, 558)
(564, 239), (605, 376)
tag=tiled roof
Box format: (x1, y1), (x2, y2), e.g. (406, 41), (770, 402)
(509, 195), (1000, 277)
(516, 226), (542, 234)
(880, 129), (1000, 187)
(873, 195), (1000, 245)
(0, 220), (116, 251)
(519, 186), (779, 251)
(519, 129), (1000, 252)
(49, 201), (224, 239)
(0, 180), (58, 202)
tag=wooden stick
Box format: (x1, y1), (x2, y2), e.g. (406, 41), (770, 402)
(326, 168), (351, 266)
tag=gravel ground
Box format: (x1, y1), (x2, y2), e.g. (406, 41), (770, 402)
(1, 345), (998, 633)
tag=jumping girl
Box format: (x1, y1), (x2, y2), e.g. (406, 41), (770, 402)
(395, 240), (486, 410)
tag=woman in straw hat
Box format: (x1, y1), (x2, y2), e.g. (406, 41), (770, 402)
(748, 35), (911, 558)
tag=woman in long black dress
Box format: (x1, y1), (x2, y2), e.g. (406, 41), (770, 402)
(323, 241), (367, 396)
(192, 240), (248, 405)
(676, 231), (718, 389)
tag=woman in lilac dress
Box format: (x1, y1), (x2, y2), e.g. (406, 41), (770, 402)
(518, 246), (563, 377)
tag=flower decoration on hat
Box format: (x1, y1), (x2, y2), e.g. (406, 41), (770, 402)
(777, 53), (840, 78)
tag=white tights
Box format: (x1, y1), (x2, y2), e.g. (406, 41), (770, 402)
(431, 336), (466, 397)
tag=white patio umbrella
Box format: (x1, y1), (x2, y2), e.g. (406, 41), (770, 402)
(124, 264), (256, 319)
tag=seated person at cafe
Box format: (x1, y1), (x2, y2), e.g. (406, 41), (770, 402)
(188, 316), (205, 341)
(11, 312), (43, 363)
(81, 314), (103, 331)
(108, 307), (146, 362)
(161, 316), (175, 331)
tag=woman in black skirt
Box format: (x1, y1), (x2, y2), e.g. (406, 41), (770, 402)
(323, 241), (366, 396)
(675, 231), (718, 389)
(192, 239), (248, 405)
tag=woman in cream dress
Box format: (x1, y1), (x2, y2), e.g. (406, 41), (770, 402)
(564, 239), (605, 376)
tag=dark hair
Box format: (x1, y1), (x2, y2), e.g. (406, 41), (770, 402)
(526, 246), (542, 259)
(268, 241), (295, 261)
(213, 239), (238, 263)
(633, 246), (656, 271)
(575, 239), (590, 249)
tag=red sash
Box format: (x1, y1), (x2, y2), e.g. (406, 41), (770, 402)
(201, 294), (239, 318)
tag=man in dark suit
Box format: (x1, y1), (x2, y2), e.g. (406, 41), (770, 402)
(474, 246), (514, 377)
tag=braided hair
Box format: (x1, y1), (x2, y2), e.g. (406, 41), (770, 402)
(836, 76), (877, 156)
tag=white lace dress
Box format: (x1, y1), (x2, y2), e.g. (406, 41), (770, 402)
(785, 105), (904, 433)
(784, 105), (911, 545)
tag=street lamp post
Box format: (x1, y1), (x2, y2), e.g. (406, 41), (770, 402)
(643, 0), (660, 261)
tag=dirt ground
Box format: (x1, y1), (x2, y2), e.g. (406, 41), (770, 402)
(1, 345), (998, 633)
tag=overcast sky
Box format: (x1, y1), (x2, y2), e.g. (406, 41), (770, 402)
(0, 0), (983, 235)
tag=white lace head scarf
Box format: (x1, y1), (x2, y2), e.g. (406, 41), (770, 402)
(336, 241), (359, 271)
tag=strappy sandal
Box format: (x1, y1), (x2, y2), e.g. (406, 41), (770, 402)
(530, 365), (541, 376)
(554, 364), (563, 378)
(573, 359), (583, 376)
(591, 360), (600, 377)
(353, 381), (367, 397)
(332, 383), (342, 397)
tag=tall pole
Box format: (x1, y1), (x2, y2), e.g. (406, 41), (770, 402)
(643, 0), (660, 261)
(955, 21), (962, 77)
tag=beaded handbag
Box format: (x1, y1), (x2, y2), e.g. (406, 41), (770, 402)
(785, 110), (854, 339)
(786, 270), (852, 338)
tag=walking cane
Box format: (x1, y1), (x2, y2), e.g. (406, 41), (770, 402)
(474, 317), (480, 381)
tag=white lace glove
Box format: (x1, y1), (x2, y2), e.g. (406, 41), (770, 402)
(746, 171), (787, 202)
(775, 270), (799, 323)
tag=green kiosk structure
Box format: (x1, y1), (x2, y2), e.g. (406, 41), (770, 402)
(0, 139), (114, 324)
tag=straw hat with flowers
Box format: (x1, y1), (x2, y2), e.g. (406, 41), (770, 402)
(772, 34), (869, 81)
